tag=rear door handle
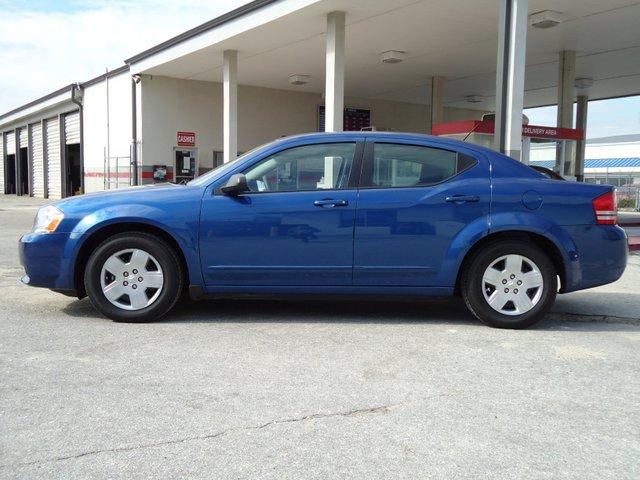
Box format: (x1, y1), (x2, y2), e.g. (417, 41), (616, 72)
(445, 195), (480, 203)
(314, 199), (349, 208)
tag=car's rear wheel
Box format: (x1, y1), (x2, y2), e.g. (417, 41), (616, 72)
(84, 232), (183, 322)
(461, 241), (557, 329)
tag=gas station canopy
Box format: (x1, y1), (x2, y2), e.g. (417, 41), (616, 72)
(128, 0), (640, 111)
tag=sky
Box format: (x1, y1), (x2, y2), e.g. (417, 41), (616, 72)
(0, 0), (248, 112)
(524, 96), (640, 140)
(1, 0), (639, 140)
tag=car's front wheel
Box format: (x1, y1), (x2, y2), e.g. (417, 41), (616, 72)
(84, 232), (183, 322)
(461, 241), (557, 329)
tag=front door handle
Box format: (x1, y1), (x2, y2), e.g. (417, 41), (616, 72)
(445, 195), (480, 204)
(314, 199), (349, 208)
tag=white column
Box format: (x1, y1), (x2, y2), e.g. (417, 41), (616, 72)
(494, 0), (528, 160)
(223, 49), (238, 163)
(555, 50), (576, 174)
(325, 11), (345, 132)
(430, 76), (444, 134)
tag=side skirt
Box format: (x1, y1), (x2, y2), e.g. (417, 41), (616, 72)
(189, 284), (454, 301)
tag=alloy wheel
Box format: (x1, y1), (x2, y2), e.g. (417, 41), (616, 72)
(100, 248), (164, 310)
(481, 254), (544, 316)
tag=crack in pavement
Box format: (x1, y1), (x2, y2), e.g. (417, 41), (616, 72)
(1, 404), (396, 469)
(548, 311), (640, 325)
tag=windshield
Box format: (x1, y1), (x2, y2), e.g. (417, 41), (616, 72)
(187, 141), (276, 187)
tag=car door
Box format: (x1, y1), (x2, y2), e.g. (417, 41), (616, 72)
(199, 140), (363, 287)
(354, 139), (490, 286)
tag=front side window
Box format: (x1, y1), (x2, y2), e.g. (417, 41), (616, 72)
(371, 143), (475, 188)
(243, 143), (356, 193)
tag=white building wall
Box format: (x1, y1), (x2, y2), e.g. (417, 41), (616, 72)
(83, 71), (132, 192)
(579, 141), (640, 159)
(140, 75), (485, 180)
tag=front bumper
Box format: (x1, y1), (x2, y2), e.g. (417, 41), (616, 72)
(19, 231), (77, 292)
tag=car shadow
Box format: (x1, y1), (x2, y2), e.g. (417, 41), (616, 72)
(61, 296), (639, 331)
(168, 297), (480, 326)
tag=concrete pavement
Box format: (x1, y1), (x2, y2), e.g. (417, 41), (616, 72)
(0, 195), (638, 479)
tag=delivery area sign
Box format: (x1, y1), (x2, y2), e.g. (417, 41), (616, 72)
(177, 131), (196, 147)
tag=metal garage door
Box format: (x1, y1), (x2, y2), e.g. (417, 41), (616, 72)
(45, 117), (61, 199)
(6, 131), (15, 155)
(30, 123), (45, 198)
(64, 111), (80, 144)
(19, 127), (28, 148)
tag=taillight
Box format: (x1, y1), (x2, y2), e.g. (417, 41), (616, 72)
(592, 190), (617, 225)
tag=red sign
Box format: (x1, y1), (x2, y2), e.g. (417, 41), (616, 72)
(432, 120), (584, 141)
(177, 131), (196, 147)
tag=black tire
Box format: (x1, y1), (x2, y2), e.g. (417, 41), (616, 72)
(461, 241), (557, 329)
(84, 232), (183, 322)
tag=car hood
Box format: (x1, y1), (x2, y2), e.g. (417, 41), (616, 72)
(52, 183), (180, 207)
(48, 182), (207, 220)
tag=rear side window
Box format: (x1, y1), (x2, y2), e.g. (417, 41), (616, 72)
(370, 143), (476, 188)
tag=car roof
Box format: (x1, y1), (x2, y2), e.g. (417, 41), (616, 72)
(276, 131), (494, 154)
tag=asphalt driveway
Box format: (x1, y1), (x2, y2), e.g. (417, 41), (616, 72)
(1, 195), (638, 479)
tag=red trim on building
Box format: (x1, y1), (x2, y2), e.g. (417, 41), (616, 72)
(433, 120), (584, 140)
(84, 171), (174, 180)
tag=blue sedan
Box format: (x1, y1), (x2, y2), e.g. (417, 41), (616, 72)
(19, 132), (627, 328)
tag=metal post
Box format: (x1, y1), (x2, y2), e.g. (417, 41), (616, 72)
(325, 11), (346, 132)
(131, 76), (139, 185)
(494, 0), (528, 160)
(223, 49), (238, 163)
(106, 68), (110, 171)
(575, 94), (588, 182)
(555, 51), (576, 174)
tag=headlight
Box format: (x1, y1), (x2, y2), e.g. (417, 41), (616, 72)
(33, 205), (65, 233)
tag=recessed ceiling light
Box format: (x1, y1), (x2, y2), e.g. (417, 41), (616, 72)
(529, 10), (562, 29)
(465, 95), (483, 103)
(574, 78), (594, 90)
(289, 74), (310, 85)
(381, 50), (405, 64)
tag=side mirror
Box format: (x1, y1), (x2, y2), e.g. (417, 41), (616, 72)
(220, 173), (249, 196)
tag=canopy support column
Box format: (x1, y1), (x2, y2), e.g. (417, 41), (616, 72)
(325, 11), (345, 132)
(555, 50), (576, 175)
(223, 49), (238, 163)
(575, 94), (588, 181)
(494, 0), (528, 161)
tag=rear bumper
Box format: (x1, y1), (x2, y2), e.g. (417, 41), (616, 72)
(561, 224), (628, 293)
(19, 231), (77, 292)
